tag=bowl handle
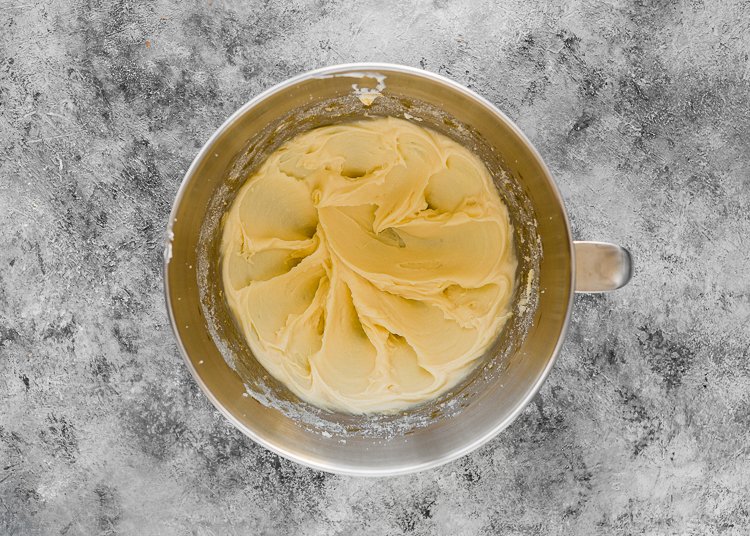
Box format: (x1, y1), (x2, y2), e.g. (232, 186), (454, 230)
(574, 241), (632, 293)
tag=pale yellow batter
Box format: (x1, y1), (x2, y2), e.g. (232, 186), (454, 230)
(221, 117), (516, 413)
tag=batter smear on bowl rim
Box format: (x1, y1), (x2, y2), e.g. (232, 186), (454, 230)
(220, 117), (517, 413)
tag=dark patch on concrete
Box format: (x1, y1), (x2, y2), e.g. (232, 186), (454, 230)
(395, 510), (420, 533)
(94, 484), (122, 535)
(418, 497), (436, 520)
(534, 393), (558, 433)
(112, 325), (138, 354)
(42, 315), (77, 343)
(95, 210), (108, 227)
(685, 171), (724, 199)
(122, 383), (190, 461)
(557, 30), (581, 53)
(579, 334), (626, 376)
(732, 398), (750, 427)
(637, 326), (695, 390)
(90, 356), (113, 383)
(33, 242), (46, 275)
(40, 414), (79, 462)
(616, 385), (662, 457)
(563, 453), (594, 519)
(219, 19), (246, 66)
(110, 288), (145, 321)
(617, 386), (649, 424)
(0, 426), (25, 458)
(570, 111), (595, 135)
(505, 31), (548, 97)
(20, 375), (30, 391)
(393, 493), (437, 534)
(532, 392), (566, 434)
(0, 325), (19, 345)
(520, 32), (535, 50)
(580, 69), (606, 98)
(121, 138), (166, 205)
(572, 454), (593, 485)
(197, 418), (259, 476)
(460, 455), (482, 484)
(521, 76), (551, 106)
(600, 335), (624, 367)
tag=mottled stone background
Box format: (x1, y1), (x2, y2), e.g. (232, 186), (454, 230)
(1, 0), (749, 534)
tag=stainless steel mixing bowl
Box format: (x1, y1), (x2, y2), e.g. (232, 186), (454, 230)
(164, 63), (631, 476)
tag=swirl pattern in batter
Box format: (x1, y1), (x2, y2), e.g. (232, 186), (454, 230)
(221, 117), (516, 413)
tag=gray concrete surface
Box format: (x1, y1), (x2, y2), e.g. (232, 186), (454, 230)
(1, 0), (750, 534)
